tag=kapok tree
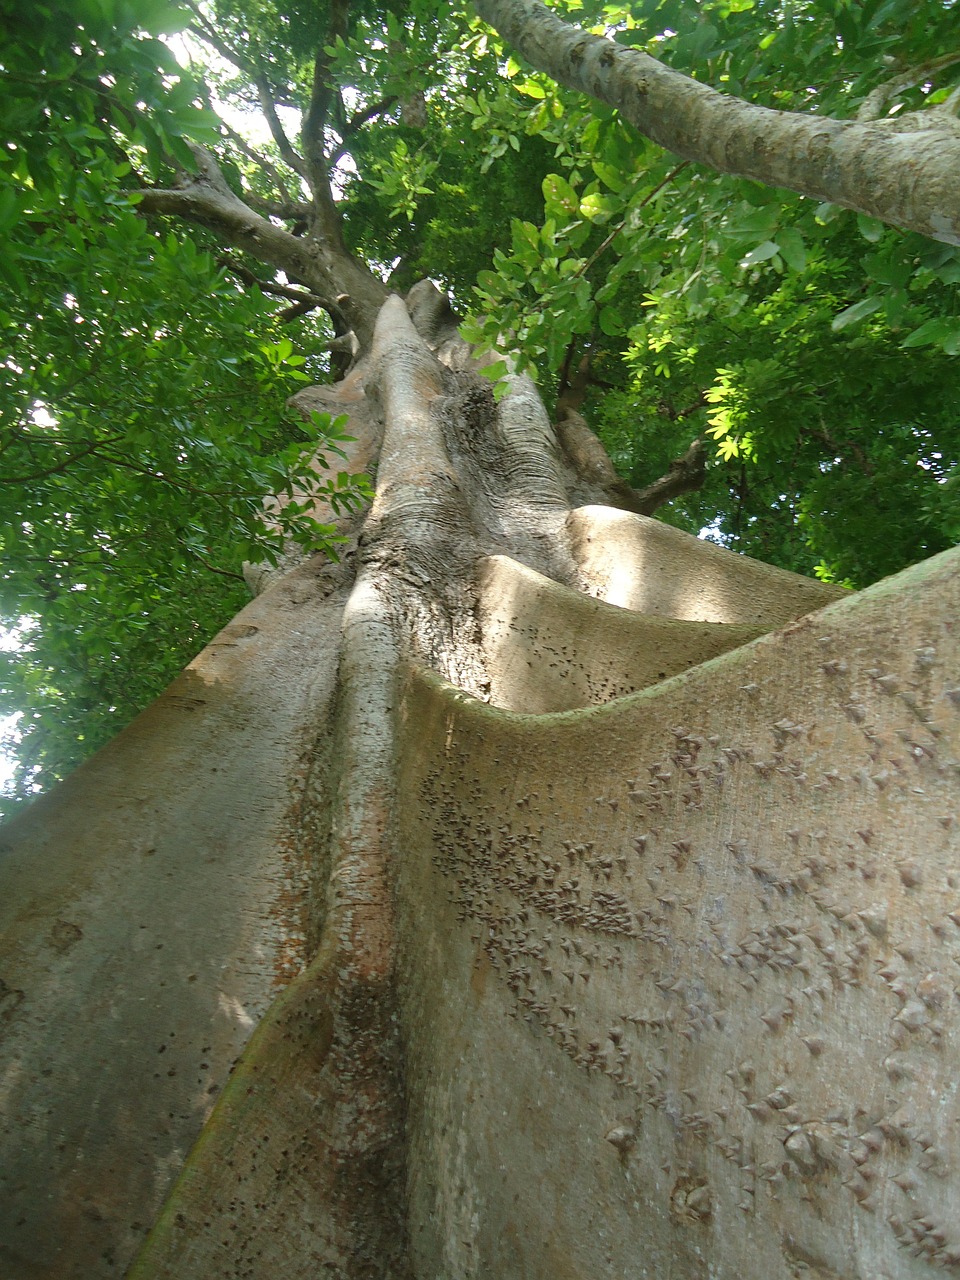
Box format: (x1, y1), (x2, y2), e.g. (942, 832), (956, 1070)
(1, 2), (959, 1278)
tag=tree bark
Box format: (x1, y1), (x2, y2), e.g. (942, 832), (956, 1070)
(1, 286), (959, 1280)
(136, 148), (388, 347)
(474, 0), (960, 244)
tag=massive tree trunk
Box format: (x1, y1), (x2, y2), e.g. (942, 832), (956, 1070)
(1, 284), (959, 1280)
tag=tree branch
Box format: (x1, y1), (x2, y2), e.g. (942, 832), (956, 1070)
(252, 68), (308, 180)
(135, 148), (388, 347)
(302, 0), (350, 179)
(631, 435), (706, 515)
(656, 391), (708, 422)
(299, 0), (353, 248)
(219, 120), (294, 204)
(215, 254), (329, 311)
(557, 408), (707, 516)
(856, 51), (960, 122)
(185, 3), (251, 74)
(0, 435), (124, 485)
(474, 0), (960, 244)
(240, 191), (313, 223)
(185, 548), (247, 582)
(327, 96), (400, 168)
(185, 7), (310, 182)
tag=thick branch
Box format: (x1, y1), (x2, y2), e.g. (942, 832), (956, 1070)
(136, 149), (387, 347)
(292, 0), (357, 258)
(474, 0), (960, 244)
(302, 0), (350, 176)
(631, 435), (706, 514)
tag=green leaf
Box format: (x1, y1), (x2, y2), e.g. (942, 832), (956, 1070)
(776, 227), (807, 272)
(479, 359), (509, 382)
(592, 161), (626, 193)
(831, 296), (882, 330)
(580, 192), (617, 222)
(740, 241), (780, 268)
(598, 305), (626, 336)
(542, 173), (579, 216)
(901, 317), (960, 349)
(856, 213), (885, 243)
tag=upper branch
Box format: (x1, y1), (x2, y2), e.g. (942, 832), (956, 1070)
(136, 147), (388, 347)
(219, 120), (294, 204)
(328, 96), (399, 168)
(856, 51), (960, 122)
(302, 0), (350, 157)
(252, 68), (309, 180)
(186, 5), (308, 182)
(474, 0), (960, 244)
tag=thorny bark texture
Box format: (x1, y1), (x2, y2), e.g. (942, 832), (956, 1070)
(474, 0), (960, 244)
(4, 282), (960, 1280)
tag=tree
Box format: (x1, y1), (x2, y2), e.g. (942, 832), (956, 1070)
(1, 2), (959, 1278)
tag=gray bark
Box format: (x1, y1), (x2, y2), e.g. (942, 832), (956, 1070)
(6, 285), (958, 1280)
(136, 148), (387, 348)
(474, 0), (960, 244)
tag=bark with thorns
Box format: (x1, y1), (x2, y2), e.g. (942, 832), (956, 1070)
(3, 280), (959, 1280)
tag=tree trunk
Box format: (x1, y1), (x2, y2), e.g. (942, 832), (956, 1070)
(1, 286), (958, 1280)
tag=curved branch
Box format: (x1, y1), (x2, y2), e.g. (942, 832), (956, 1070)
(220, 120), (294, 204)
(328, 96), (399, 168)
(0, 435), (123, 485)
(216, 254), (329, 311)
(474, 0), (960, 244)
(299, 0), (354, 248)
(136, 149), (388, 347)
(252, 68), (308, 180)
(631, 435), (706, 515)
(557, 408), (706, 516)
(857, 50), (960, 122)
(185, 7), (308, 182)
(185, 548), (247, 583)
(347, 94), (399, 137)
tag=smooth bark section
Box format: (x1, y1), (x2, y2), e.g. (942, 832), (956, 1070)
(396, 543), (960, 1279)
(478, 553), (765, 712)
(0, 558), (349, 1280)
(568, 505), (847, 623)
(474, 0), (960, 243)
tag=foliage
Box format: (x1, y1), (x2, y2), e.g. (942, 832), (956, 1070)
(462, 0), (960, 578)
(0, 0), (369, 811)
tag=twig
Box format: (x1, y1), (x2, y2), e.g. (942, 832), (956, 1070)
(575, 162), (689, 280)
(857, 50), (960, 121)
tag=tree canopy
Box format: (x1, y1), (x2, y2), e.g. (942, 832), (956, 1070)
(2, 0), (959, 814)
